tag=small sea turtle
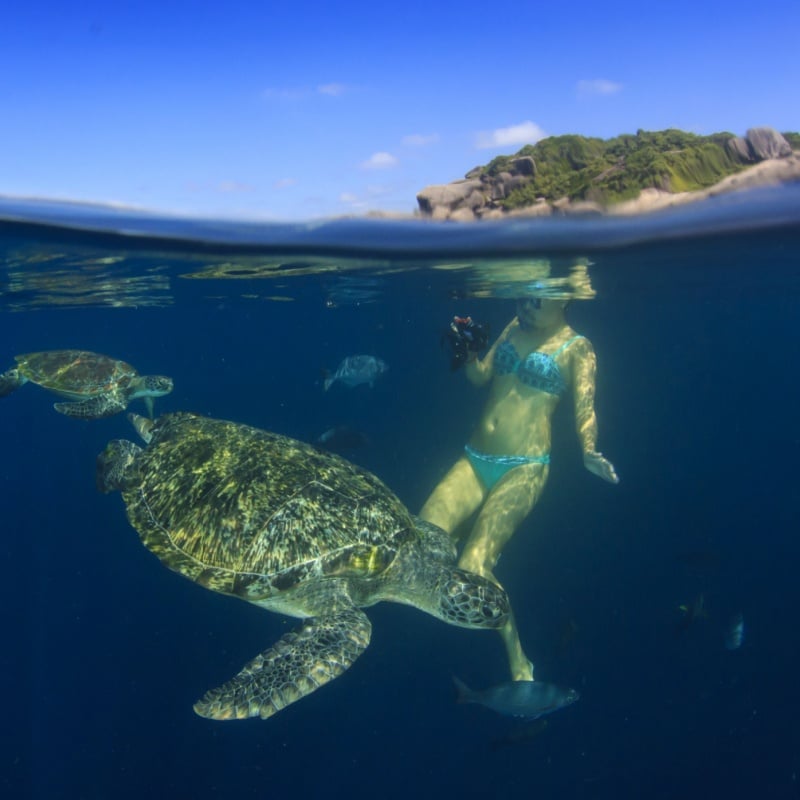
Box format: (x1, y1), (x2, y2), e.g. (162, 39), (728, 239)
(0, 350), (173, 419)
(97, 411), (509, 721)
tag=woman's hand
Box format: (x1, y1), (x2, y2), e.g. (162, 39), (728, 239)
(583, 451), (619, 484)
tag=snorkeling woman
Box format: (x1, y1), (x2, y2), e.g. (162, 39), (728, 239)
(421, 295), (619, 681)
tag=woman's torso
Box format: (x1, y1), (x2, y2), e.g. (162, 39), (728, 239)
(469, 322), (583, 457)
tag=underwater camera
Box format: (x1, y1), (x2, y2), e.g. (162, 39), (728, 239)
(442, 316), (489, 370)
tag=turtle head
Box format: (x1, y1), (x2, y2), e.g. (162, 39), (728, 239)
(437, 568), (510, 629)
(139, 375), (173, 397)
(129, 376), (172, 418)
(96, 439), (142, 493)
(382, 531), (509, 629)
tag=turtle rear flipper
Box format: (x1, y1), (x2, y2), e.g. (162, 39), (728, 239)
(194, 607), (372, 721)
(54, 390), (127, 419)
(0, 368), (25, 398)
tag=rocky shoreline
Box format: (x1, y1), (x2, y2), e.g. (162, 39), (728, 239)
(416, 127), (800, 220)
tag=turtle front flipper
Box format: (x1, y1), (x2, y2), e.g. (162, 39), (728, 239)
(194, 607), (372, 721)
(0, 368), (25, 398)
(54, 390), (127, 419)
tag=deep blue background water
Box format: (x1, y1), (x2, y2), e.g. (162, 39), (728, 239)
(1, 203), (799, 799)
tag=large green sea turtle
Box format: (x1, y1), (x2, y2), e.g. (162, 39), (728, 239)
(0, 350), (173, 419)
(97, 411), (510, 721)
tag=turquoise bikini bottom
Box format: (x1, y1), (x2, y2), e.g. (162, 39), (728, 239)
(464, 444), (550, 492)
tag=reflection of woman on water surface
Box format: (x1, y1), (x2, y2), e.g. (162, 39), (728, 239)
(420, 294), (619, 682)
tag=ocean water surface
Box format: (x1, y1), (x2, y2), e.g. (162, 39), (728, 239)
(1, 187), (799, 799)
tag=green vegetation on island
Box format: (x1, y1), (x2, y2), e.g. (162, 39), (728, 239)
(783, 131), (800, 150)
(480, 129), (799, 209)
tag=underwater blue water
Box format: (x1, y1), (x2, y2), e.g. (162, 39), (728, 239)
(1, 189), (799, 798)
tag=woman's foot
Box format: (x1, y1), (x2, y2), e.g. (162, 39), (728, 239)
(511, 657), (535, 682)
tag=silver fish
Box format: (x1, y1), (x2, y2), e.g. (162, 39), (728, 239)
(454, 676), (579, 721)
(323, 355), (388, 391)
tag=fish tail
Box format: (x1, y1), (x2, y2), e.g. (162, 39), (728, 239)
(452, 675), (475, 705)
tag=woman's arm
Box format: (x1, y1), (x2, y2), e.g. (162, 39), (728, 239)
(572, 339), (619, 484)
(464, 317), (516, 386)
(572, 339), (598, 453)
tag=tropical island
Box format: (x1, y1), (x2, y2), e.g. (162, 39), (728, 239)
(416, 127), (800, 220)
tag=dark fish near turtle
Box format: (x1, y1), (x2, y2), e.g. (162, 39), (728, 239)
(323, 355), (388, 391)
(454, 676), (579, 720)
(316, 425), (370, 452)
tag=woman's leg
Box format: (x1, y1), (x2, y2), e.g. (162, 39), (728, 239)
(458, 462), (549, 681)
(420, 456), (485, 537)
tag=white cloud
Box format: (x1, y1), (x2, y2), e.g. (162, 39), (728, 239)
(262, 83), (347, 100)
(360, 152), (398, 170)
(216, 180), (254, 193)
(261, 87), (306, 100)
(317, 83), (346, 96)
(475, 121), (546, 150)
(577, 79), (622, 97)
(339, 187), (394, 208)
(273, 177), (297, 189)
(402, 133), (440, 147)
(365, 184), (391, 197)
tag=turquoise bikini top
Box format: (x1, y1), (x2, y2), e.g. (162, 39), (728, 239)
(494, 335), (583, 395)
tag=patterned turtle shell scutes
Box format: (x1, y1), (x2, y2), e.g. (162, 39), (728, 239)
(121, 413), (416, 597)
(16, 350), (137, 395)
(229, 540), (401, 601)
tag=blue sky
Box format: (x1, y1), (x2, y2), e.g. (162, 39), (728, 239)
(1, 0), (798, 220)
